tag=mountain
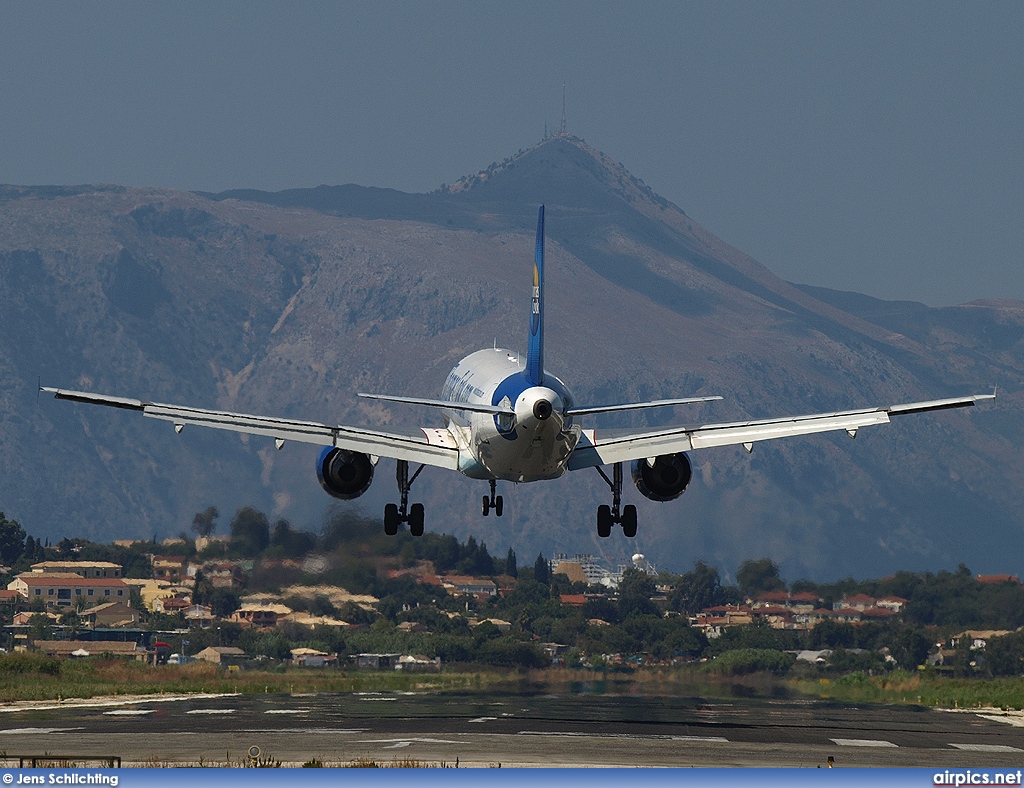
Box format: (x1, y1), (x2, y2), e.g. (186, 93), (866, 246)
(1, 136), (1021, 581)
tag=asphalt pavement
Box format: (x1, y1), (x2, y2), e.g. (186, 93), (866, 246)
(0, 691), (1021, 768)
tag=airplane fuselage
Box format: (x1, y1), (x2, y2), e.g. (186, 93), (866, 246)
(440, 348), (580, 482)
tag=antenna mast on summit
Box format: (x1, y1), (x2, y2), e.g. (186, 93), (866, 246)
(559, 82), (567, 136)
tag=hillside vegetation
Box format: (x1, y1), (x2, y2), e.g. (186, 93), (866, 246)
(4, 505), (1024, 709)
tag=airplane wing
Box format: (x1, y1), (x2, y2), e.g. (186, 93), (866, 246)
(567, 393), (995, 470)
(41, 388), (460, 471)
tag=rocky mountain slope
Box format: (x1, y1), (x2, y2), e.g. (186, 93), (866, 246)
(1, 136), (1020, 580)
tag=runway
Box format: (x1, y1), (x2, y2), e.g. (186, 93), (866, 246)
(0, 691), (1021, 767)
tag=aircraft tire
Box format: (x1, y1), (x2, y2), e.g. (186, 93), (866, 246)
(482, 496), (490, 515)
(622, 505), (638, 538)
(384, 503), (400, 536)
(409, 503), (425, 537)
(494, 496), (503, 517)
(597, 505), (612, 538)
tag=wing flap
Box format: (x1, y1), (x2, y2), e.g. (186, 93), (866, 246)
(43, 387), (460, 471)
(568, 393), (992, 470)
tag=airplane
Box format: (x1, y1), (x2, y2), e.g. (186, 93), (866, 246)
(43, 206), (994, 539)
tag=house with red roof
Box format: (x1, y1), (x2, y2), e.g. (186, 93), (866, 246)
(440, 575), (497, 599)
(8, 573), (129, 609)
(835, 593), (877, 611)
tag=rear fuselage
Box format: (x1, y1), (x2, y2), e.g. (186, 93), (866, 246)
(441, 348), (580, 482)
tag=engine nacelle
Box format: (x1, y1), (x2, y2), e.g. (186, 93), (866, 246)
(317, 447), (374, 500)
(631, 452), (692, 502)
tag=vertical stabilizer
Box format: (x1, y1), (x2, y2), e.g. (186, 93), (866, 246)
(525, 205), (545, 386)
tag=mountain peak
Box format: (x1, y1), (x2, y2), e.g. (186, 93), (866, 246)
(441, 135), (685, 218)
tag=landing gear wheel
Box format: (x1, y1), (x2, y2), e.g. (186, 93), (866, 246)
(383, 503), (400, 536)
(595, 463), (640, 537)
(621, 504), (638, 538)
(386, 460), (426, 536)
(482, 480), (503, 517)
(408, 503), (425, 537)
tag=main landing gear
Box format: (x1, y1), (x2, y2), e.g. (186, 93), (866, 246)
(482, 479), (504, 517)
(384, 460), (425, 536)
(595, 462), (637, 538)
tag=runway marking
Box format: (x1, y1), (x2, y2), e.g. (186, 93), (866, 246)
(831, 738), (898, 748)
(186, 709), (234, 715)
(671, 736), (729, 743)
(264, 709), (309, 715)
(469, 717), (498, 723)
(0, 727), (85, 735)
(518, 731), (728, 743)
(244, 728), (365, 734)
(103, 709), (155, 716)
(950, 744), (1023, 752)
(359, 697), (398, 702)
(353, 737), (463, 746)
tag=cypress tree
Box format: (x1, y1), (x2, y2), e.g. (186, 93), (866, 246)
(534, 553), (549, 585)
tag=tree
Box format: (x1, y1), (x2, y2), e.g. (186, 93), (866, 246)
(534, 553), (550, 585)
(229, 507), (270, 557)
(477, 638), (548, 669)
(269, 519), (316, 557)
(0, 513), (26, 565)
(706, 648), (795, 676)
(889, 627), (931, 670)
(506, 548), (518, 578)
(737, 558), (786, 598)
(986, 631), (1024, 677)
(192, 506), (219, 538)
(28, 613), (52, 640)
(56, 537), (78, 557)
(192, 569), (211, 606)
(670, 561), (724, 614)
(618, 568), (659, 619)
(208, 588), (241, 618)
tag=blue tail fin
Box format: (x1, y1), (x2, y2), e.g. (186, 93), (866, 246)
(525, 205), (545, 386)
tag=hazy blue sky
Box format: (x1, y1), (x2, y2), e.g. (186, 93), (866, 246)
(3, 1), (1022, 306)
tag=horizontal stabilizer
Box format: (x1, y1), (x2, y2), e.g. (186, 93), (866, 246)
(566, 395), (723, 417)
(358, 392), (514, 416)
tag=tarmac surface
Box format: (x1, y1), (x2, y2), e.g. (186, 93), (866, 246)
(0, 690), (1022, 768)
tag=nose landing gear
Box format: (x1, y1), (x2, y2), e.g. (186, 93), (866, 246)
(482, 479), (503, 516)
(384, 460), (426, 536)
(595, 462), (638, 538)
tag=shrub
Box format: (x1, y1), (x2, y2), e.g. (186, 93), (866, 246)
(703, 648), (795, 676)
(0, 652), (61, 676)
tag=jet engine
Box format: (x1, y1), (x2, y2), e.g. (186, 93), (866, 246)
(317, 447), (374, 500)
(631, 452), (692, 502)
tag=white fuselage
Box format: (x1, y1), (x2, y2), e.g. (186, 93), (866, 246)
(440, 348), (580, 482)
